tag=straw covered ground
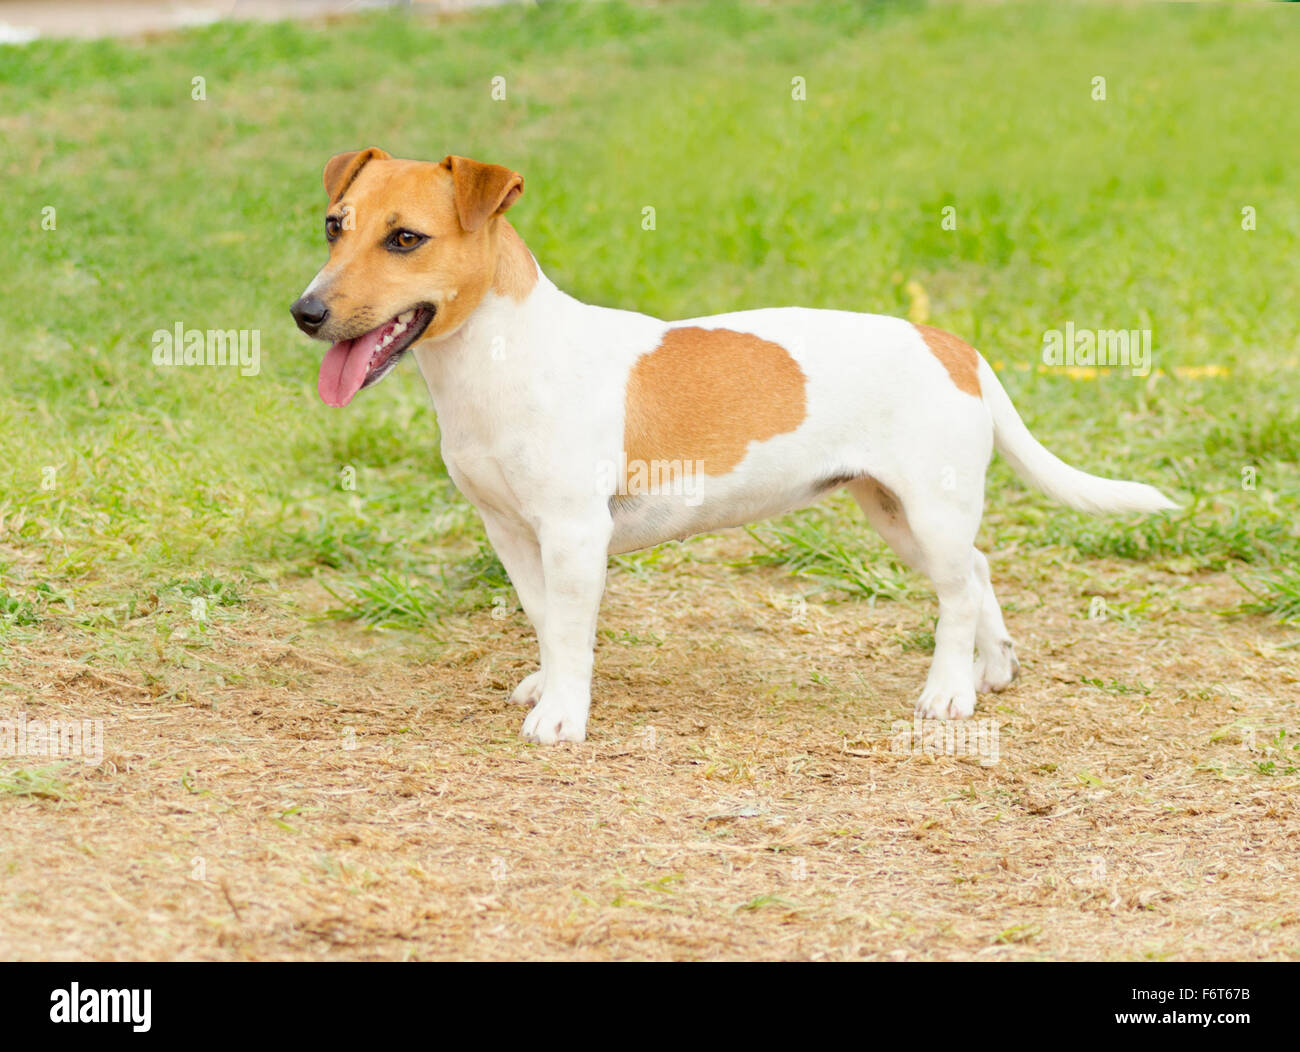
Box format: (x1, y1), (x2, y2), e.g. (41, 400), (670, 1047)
(4, 529), (1298, 960)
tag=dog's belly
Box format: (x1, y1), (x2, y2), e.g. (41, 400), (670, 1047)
(607, 477), (831, 555)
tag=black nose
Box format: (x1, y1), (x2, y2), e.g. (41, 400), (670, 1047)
(291, 294), (329, 335)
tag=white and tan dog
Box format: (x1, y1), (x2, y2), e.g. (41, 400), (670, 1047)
(292, 148), (1177, 744)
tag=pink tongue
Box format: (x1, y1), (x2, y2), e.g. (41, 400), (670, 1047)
(317, 327), (386, 407)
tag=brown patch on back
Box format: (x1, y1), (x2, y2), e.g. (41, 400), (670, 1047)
(914, 324), (981, 397)
(492, 219), (537, 301)
(624, 327), (807, 478)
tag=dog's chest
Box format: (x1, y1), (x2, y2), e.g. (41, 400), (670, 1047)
(426, 381), (544, 524)
(414, 327), (602, 524)
(441, 448), (523, 524)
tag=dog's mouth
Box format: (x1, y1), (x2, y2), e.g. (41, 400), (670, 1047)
(317, 305), (435, 407)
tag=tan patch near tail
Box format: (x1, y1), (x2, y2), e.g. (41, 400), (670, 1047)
(492, 219), (537, 301)
(915, 324), (981, 397)
(624, 327), (807, 477)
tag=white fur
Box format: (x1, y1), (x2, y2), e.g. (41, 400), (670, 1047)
(413, 263), (1176, 743)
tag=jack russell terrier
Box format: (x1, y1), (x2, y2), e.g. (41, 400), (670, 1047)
(291, 149), (1177, 744)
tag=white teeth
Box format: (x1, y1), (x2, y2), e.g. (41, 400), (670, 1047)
(369, 313), (414, 365)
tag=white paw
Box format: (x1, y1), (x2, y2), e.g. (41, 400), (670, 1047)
(509, 670), (544, 706)
(520, 696), (588, 744)
(974, 640), (1020, 693)
(915, 681), (977, 720)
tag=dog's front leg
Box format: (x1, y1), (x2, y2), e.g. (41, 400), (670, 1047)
(519, 512), (612, 744)
(479, 513), (548, 706)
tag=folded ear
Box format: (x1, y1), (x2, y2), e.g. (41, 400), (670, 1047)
(441, 155), (524, 233)
(323, 147), (392, 203)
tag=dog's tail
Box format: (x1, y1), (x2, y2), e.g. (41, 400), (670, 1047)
(979, 358), (1178, 515)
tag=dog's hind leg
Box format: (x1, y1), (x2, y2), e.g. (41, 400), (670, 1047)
(850, 480), (1017, 697)
(848, 478), (988, 718)
(509, 669), (545, 707)
(847, 478), (924, 569)
(971, 549), (1019, 693)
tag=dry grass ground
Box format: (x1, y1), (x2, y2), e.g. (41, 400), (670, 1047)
(3, 531), (1297, 961)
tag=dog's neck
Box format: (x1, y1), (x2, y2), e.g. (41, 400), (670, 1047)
(416, 219), (566, 403)
(490, 218), (540, 302)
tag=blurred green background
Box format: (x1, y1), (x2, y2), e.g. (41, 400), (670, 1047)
(0, 0), (1296, 643)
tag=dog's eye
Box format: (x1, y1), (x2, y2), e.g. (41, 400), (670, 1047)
(387, 230), (426, 252)
(325, 216), (342, 241)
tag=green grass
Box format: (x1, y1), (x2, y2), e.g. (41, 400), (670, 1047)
(0, 0), (1297, 639)
(0, 592), (40, 627)
(745, 505), (916, 602)
(0, 766), (74, 801)
(319, 541), (509, 630)
(1238, 567), (1300, 626)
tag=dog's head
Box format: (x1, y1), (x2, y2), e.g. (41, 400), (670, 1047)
(291, 148), (524, 407)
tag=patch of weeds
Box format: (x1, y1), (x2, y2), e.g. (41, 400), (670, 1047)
(1236, 567), (1300, 627)
(900, 628), (935, 652)
(33, 581), (74, 610)
(602, 627), (665, 646)
(1077, 596), (1149, 627)
(321, 543), (508, 630)
(736, 894), (800, 913)
(171, 574), (244, 607)
(1201, 405), (1300, 462)
(745, 519), (912, 603)
(994, 923), (1042, 945)
(0, 591), (40, 626)
(641, 873), (685, 894)
(1080, 676), (1152, 696)
(321, 572), (449, 632)
(1254, 729), (1299, 777)
(283, 515), (399, 573)
(0, 765), (73, 801)
(1038, 497), (1297, 571)
(271, 805), (306, 832)
(1203, 725), (1298, 778)
(455, 543), (511, 595)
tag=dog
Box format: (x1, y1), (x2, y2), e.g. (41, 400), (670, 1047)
(291, 148), (1177, 744)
